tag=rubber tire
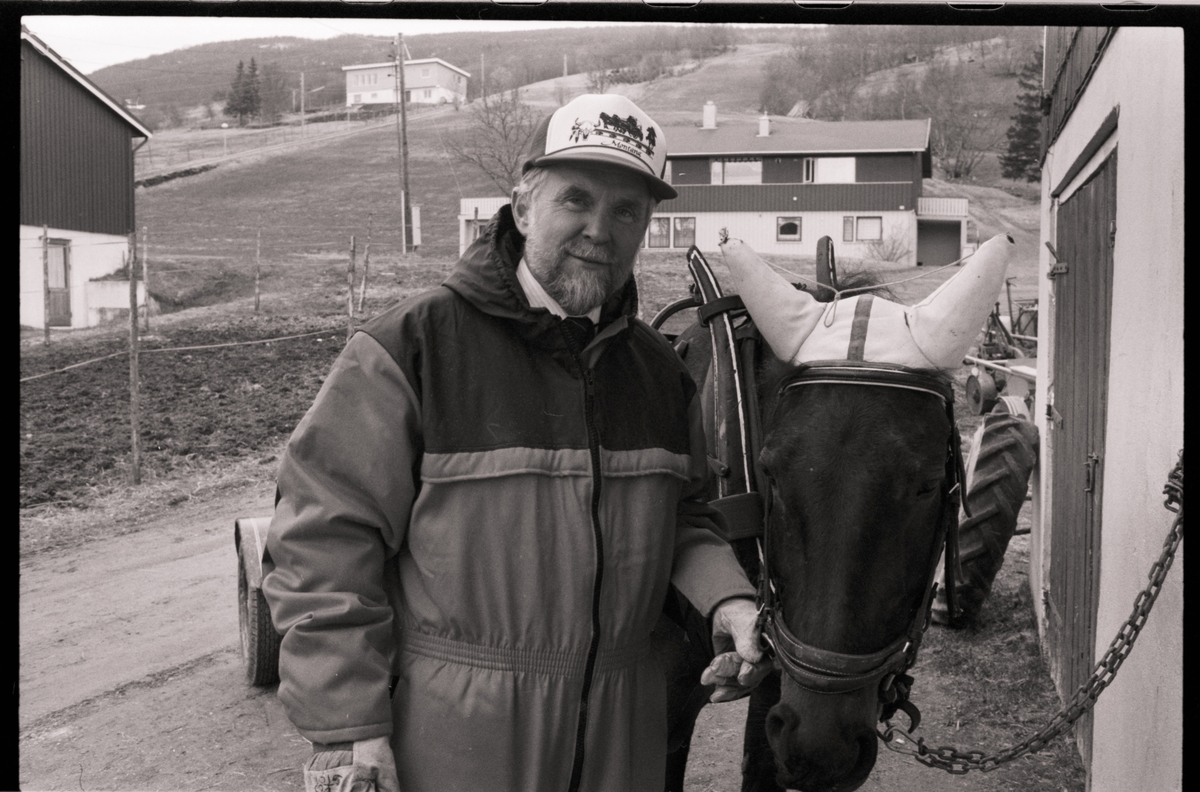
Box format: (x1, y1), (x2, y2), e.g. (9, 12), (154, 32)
(238, 542), (282, 686)
(933, 411), (1038, 627)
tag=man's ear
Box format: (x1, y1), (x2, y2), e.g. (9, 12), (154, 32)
(511, 190), (532, 235)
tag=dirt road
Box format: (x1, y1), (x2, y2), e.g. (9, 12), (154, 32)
(19, 482), (1080, 792)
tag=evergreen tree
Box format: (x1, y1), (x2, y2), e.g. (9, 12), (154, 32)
(224, 61), (246, 123)
(1000, 46), (1044, 182)
(245, 58), (261, 121)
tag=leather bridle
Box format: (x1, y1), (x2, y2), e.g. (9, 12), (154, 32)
(675, 245), (968, 729)
(755, 363), (968, 727)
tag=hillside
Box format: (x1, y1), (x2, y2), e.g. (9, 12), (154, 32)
(89, 24), (768, 128)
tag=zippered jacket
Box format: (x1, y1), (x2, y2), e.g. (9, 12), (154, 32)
(262, 205), (756, 792)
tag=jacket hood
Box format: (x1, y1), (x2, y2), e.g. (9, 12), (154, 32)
(442, 205), (640, 347)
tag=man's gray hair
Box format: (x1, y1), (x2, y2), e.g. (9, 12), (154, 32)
(511, 166), (659, 224)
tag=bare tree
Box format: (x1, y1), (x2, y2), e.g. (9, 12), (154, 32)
(454, 86), (541, 194)
(917, 63), (1004, 180)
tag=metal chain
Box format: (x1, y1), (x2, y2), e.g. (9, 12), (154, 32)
(880, 449), (1183, 773)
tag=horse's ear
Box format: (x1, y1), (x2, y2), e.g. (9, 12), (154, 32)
(906, 234), (1015, 369)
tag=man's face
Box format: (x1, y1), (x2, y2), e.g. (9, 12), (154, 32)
(513, 164), (652, 316)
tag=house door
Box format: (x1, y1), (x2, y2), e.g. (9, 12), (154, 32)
(46, 240), (72, 327)
(1047, 150), (1116, 771)
(916, 219), (961, 267)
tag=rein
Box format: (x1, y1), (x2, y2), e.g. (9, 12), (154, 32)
(680, 247), (967, 729)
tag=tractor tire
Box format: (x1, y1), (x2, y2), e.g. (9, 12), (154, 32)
(238, 541), (281, 686)
(932, 410), (1039, 627)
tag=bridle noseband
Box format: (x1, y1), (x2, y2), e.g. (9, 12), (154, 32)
(755, 363), (967, 726)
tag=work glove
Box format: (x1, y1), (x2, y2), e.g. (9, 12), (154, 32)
(303, 735), (400, 792)
(703, 597), (773, 703)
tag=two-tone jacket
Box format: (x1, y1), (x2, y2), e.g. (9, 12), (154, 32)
(262, 206), (755, 792)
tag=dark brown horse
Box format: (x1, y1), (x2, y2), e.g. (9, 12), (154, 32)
(652, 258), (963, 792)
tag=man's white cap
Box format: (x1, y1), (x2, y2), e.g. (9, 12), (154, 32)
(522, 94), (677, 201)
(720, 234), (1016, 370)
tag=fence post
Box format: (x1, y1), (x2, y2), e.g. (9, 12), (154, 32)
(347, 235), (356, 341)
(141, 225), (151, 332)
(255, 221), (262, 313)
(358, 214), (372, 315)
(127, 243), (142, 486)
(42, 225), (51, 345)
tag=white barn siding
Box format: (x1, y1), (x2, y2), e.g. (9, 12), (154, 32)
(19, 224), (145, 329)
(1033, 27), (1182, 792)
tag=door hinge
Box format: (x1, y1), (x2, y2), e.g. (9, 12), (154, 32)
(1045, 241), (1068, 277)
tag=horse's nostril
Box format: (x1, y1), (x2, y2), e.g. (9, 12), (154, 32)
(765, 705), (797, 743)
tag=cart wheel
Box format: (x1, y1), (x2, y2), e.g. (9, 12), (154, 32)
(238, 541), (281, 686)
(965, 372), (999, 415)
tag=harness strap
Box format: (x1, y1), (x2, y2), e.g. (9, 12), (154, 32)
(710, 492), (765, 542)
(697, 294), (746, 326)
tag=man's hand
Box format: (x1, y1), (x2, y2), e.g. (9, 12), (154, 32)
(702, 597), (773, 703)
(303, 736), (400, 792)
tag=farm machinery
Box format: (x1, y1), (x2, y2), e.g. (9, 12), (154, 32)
(962, 278), (1038, 418)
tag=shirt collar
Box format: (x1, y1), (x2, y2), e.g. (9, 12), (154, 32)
(516, 258), (602, 323)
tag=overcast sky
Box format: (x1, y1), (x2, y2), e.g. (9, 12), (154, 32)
(21, 16), (628, 74)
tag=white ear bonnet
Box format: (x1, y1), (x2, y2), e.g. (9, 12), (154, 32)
(719, 234), (1016, 370)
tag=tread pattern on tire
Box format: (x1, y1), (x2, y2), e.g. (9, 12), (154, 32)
(239, 546), (282, 687)
(934, 411), (1039, 626)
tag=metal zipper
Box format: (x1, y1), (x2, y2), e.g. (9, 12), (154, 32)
(566, 365), (604, 792)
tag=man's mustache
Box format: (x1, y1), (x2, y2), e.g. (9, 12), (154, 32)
(562, 244), (619, 267)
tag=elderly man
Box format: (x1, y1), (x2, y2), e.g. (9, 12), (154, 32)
(262, 94), (768, 792)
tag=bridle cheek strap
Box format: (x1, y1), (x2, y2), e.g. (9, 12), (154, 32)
(756, 363), (966, 722)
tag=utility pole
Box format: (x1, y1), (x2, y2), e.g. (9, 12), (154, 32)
(564, 54), (568, 77)
(480, 52), (485, 99)
(141, 226), (150, 332)
(394, 34), (410, 255)
(300, 71), (305, 136)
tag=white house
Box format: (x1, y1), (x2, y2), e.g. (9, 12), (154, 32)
(1031, 26), (1182, 791)
(654, 105), (969, 265)
(343, 58), (470, 107)
(20, 27), (152, 330)
(458, 106), (971, 266)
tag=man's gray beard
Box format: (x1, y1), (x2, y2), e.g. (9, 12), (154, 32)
(525, 235), (635, 316)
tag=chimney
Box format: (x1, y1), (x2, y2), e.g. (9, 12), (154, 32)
(702, 101), (717, 129)
(758, 113), (770, 137)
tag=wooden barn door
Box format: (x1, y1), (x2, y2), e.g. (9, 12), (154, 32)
(1047, 150), (1116, 770)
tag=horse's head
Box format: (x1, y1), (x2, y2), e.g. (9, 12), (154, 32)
(757, 362), (954, 792)
(714, 234), (1015, 791)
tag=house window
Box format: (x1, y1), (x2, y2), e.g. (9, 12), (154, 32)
(673, 218), (696, 248)
(856, 217), (883, 241)
(370, 92), (378, 99)
(777, 217), (801, 241)
(710, 157), (762, 185)
(648, 218), (670, 248)
(352, 94), (361, 104)
(803, 158), (815, 183)
(423, 89), (432, 99)
(814, 157), (856, 184)
(843, 216), (855, 242)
